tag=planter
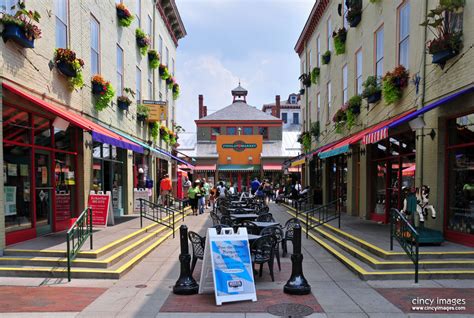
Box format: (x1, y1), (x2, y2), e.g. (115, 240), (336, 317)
(137, 114), (148, 122)
(117, 100), (130, 111)
(367, 91), (382, 103)
(351, 104), (361, 115)
(322, 54), (331, 65)
(349, 14), (361, 27)
(92, 82), (105, 94)
(432, 49), (458, 65)
(57, 60), (77, 78)
(303, 77), (311, 87)
(299, 88), (305, 95)
(2, 24), (34, 48)
(117, 8), (128, 19)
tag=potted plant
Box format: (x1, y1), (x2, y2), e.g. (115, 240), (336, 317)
(54, 48), (84, 89)
(299, 73), (311, 87)
(310, 121), (320, 140)
(117, 87), (134, 111)
(172, 83), (180, 100)
(137, 103), (150, 122)
(348, 95), (362, 115)
(362, 76), (382, 103)
(346, 0), (362, 28)
(91, 75), (115, 111)
(148, 50), (160, 69)
(310, 67), (320, 84)
(333, 106), (347, 134)
(322, 50), (331, 65)
(297, 131), (312, 152)
(159, 63), (170, 80)
(160, 125), (170, 144)
(135, 28), (150, 56)
(333, 27), (347, 55)
(382, 65), (409, 104)
(299, 88), (305, 95)
(420, 0), (465, 65)
(169, 131), (178, 147)
(116, 3), (133, 27)
(150, 122), (159, 142)
(0, 2), (41, 48)
(166, 76), (175, 89)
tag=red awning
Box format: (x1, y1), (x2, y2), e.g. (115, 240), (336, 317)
(263, 164), (282, 171)
(194, 164), (216, 171)
(319, 110), (415, 159)
(2, 83), (143, 153)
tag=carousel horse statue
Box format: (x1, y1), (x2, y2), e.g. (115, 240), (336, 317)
(401, 185), (436, 223)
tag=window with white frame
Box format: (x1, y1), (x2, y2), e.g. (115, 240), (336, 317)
(343, 2), (349, 29)
(356, 50), (363, 95)
(317, 93), (321, 121)
(327, 18), (332, 51)
(316, 35), (321, 67)
(116, 44), (124, 95)
(293, 113), (300, 125)
(165, 47), (169, 66)
(375, 26), (384, 78)
(0, 0), (17, 14)
(282, 112), (288, 123)
(308, 49), (312, 70)
(327, 81), (332, 121)
(147, 14), (152, 45)
(136, 67), (141, 104)
(135, 0), (141, 28)
(172, 58), (175, 75)
(148, 68), (153, 99)
(55, 0), (68, 48)
(90, 16), (100, 75)
(398, 1), (410, 68)
(342, 64), (348, 103)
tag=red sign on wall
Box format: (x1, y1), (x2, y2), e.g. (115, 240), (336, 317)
(55, 192), (71, 222)
(88, 193), (111, 227)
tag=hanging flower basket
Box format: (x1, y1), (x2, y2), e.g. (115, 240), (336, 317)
(311, 67), (320, 84)
(346, 0), (362, 28)
(0, 4), (41, 49)
(116, 3), (133, 27)
(148, 50), (160, 69)
(362, 75), (382, 104)
(333, 27), (347, 55)
(382, 65), (409, 105)
(159, 64), (170, 80)
(57, 60), (77, 78)
(137, 104), (150, 122)
(117, 96), (132, 111)
(2, 24), (34, 48)
(54, 48), (84, 89)
(299, 88), (305, 95)
(91, 75), (115, 111)
(367, 91), (382, 103)
(135, 28), (150, 56)
(322, 50), (331, 65)
(348, 13), (361, 27)
(172, 83), (180, 100)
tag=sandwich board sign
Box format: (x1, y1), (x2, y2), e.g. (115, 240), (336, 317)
(199, 227), (257, 305)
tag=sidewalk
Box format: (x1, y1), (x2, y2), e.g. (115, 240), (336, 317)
(0, 204), (473, 317)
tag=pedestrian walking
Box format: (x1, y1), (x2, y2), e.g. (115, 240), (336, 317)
(202, 178), (211, 209)
(217, 181), (226, 198)
(251, 177), (261, 195)
(160, 174), (172, 206)
(197, 181), (206, 214)
(188, 181), (199, 215)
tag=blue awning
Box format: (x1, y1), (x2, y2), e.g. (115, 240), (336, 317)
(107, 127), (168, 160)
(156, 148), (195, 167)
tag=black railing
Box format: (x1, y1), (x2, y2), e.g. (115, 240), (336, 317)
(390, 208), (419, 283)
(66, 207), (93, 282)
(295, 195), (314, 218)
(139, 198), (176, 238)
(305, 198), (341, 238)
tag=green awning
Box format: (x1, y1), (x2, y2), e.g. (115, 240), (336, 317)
(218, 164), (260, 171)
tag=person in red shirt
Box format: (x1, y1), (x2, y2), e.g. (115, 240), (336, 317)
(160, 174), (172, 206)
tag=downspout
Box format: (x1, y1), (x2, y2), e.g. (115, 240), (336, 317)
(305, 42), (310, 186)
(418, 0), (428, 188)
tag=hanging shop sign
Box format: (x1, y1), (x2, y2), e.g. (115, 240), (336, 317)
(216, 135), (263, 165)
(88, 191), (114, 227)
(142, 100), (168, 122)
(199, 227), (257, 306)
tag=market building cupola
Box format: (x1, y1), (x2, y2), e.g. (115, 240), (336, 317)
(231, 82), (248, 102)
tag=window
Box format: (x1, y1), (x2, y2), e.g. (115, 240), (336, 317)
(356, 49), (363, 95)
(293, 113), (299, 125)
(327, 81), (332, 121)
(90, 16), (100, 75)
(165, 47), (169, 66)
(342, 64), (348, 104)
(373, 26), (384, 78)
(135, 0), (141, 28)
(55, 0), (68, 48)
(211, 127), (220, 140)
(398, 1), (410, 68)
(258, 127), (268, 140)
(317, 93), (321, 121)
(227, 127), (236, 135)
(158, 35), (163, 92)
(282, 112), (288, 124)
(290, 95), (297, 104)
(116, 44), (124, 95)
(316, 35), (321, 67)
(147, 68), (153, 99)
(172, 58), (175, 75)
(136, 67), (141, 104)
(308, 49), (312, 69)
(327, 17), (332, 51)
(1, 0), (17, 14)
(147, 14), (152, 45)
(343, 2), (349, 29)
(243, 127), (253, 135)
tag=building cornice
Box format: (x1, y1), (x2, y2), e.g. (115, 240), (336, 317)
(195, 120), (283, 126)
(294, 0), (330, 55)
(156, 0), (187, 47)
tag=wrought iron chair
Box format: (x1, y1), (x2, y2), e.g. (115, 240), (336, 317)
(220, 215), (233, 226)
(250, 234), (277, 281)
(257, 206), (270, 215)
(282, 218), (300, 257)
(210, 212), (220, 226)
(188, 231), (205, 275)
(260, 226), (284, 271)
(256, 213), (275, 222)
(233, 220), (259, 235)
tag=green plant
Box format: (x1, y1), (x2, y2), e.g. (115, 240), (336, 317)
(148, 50), (160, 69)
(348, 95), (362, 114)
(151, 122), (159, 142)
(137, 103), (150, 119)
(116, 3), (133, 27)
(54, 48), (84, 89)
(95, 82), (115, 111)
(346, 0), (362, 26)
(310, 67), (320, 84)
(322, 50), (331, 65)
(117, 87), (134, 107)
(135, 28), (150, 56)
(159, 64), (170, 80)
(369, 0), (381, 3)
(298, 131), (312, 152)
(332, 27), (347, 55)
(310, 121), (320, 140)
(172, 83), (180, 100)
(160, 125), (170, 143)
(335, 121), (345, 134)
(0, 1), (41, 40)
(382, 65), (409, 104)
(362, 76), (381, 98)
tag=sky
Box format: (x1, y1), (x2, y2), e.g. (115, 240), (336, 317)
(175, 0), (314, 133)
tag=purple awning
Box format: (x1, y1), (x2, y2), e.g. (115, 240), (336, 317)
(92, 131), (143, 154)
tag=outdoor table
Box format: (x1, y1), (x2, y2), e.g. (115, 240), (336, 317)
(252, 221), (280, 229)
(230, 213), (258, 221)
(247, 234), (261, 241)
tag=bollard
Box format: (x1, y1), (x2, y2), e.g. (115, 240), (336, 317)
(284, 223), (311, 295)
(173, 225), (199, 295)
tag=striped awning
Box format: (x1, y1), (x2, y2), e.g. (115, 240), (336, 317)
(363, 127), (388, 145)
(263, 164), (282, 171)
(194, 164), (216, 171)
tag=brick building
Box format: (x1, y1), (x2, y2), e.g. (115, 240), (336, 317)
(262, 93), (301, 131)
(0, 0), (188, 250)
(292, 0), (474, 246)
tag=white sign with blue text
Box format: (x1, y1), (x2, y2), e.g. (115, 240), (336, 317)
(199, 227), (257, 305)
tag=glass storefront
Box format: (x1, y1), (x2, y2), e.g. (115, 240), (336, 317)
(328, 155), (347, 212)
(446, 114), (474, 241)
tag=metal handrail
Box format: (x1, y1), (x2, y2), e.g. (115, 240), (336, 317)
(66, 207), (93, 282)
(295, 195), (314, 218)
(305, 198), (342, 238)
(390, 208), (419, 283)
(139, 198), (176, 238)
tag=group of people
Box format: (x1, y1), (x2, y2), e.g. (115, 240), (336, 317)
(183, 177), (229, 216)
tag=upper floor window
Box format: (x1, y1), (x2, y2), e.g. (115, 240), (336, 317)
(316, 35), (321, 67)
(327, 17), (332, 52)
(308, 49), (312, 69)
(317, 93), (321, 121)
(55, 0), (68, 48)
(282, 112), (288, 123)
(290, 95), (297, 104)
(227, 127), (236, 135)
(1, 0), (18, 14)
(258, 127), (268, 140)
(293, 113), (299, 125)
(165, 47), (169, 66)
(116, 44), (124, 95)
(172, 58), (175, 75)
(343, 2), (349, 29)
(135, 0), (141, 28)
(398, 1), (410, 68)
(211, 127), (220, 140)
(356, 49), (363, 95)
(243, 127), (253, 135)
(148, 68), (153, 99)
(90, 16), (100, 75)
(159, 35), (163, 56)
(342, 64), (348, 104)
(147, 14), (152, 45)
(327, 81), (332, 122)
(136, 67), (141, 104)
(375, 26), (384, 78)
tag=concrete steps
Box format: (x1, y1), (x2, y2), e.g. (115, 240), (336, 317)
(284, 206), (474, 280)
(0, 210), (189, 279)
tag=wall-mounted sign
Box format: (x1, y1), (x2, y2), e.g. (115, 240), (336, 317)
(222, 141), (258, 152)
(142, 100), (167, 122)
(216, 135), (262, 165)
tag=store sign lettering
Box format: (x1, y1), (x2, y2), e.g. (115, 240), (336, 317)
(222, 141), (257, 152)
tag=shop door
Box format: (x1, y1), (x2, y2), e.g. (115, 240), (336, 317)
(387, 160), (402, 222)
(35, 152), (53, 235)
